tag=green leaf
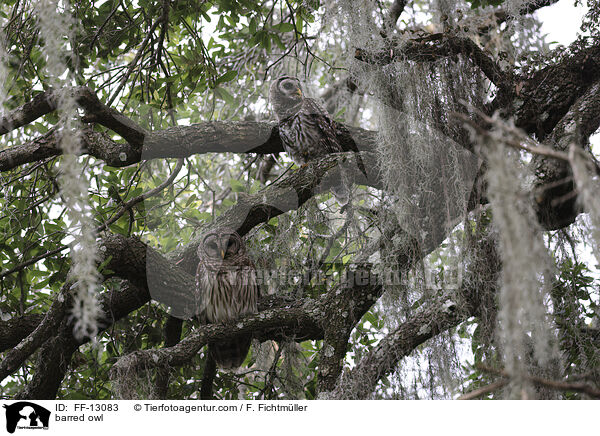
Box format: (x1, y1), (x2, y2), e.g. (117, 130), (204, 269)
(230, 178), (245, 192)
(214, 87), (236, 105)
(216, 70), (238, 84)
(273, 22), (295, 33)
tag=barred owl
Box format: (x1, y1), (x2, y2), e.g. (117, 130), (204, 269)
(195, 228), (259, 369)
(269, 75), (367, 199)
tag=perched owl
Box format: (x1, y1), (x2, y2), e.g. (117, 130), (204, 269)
(269, 76), (368, 200)
(195, 228), (259, 369)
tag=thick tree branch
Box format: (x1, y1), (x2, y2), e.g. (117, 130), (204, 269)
(141, 122), (377, 157)
(0, 87), (147, 146)
(110, 297), (323, 375)
(317, 266), (383, 392)
(513, 41), (600, 141)
(0, 314), (44, 352)
(355, 34), (511, 93)
(15, 323), (79, 400)
(0, 285), (69, 383)
(533, 79), (600, 229)
(0, 126), (140, 172)
(0, 86), (378, 173)
(327, 232), (500, 399)
(329, 293), (469, 399)
(0, 91), (58, 135)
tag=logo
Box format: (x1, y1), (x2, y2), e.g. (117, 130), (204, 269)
(3, 402), (50, 433)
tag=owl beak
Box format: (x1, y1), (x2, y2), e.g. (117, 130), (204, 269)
(295, 88), (302, 97)
(220, 249), (226, 259)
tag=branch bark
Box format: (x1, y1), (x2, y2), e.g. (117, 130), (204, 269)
(328, 294), (469, 399)
(0, 85), (378, 173)
(355, 34), (511, 93)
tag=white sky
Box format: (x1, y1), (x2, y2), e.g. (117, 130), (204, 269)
(536, 0), (588, 46)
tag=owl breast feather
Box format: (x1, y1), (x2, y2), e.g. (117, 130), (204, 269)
(200, 268), (258, 323)
(284, 116), (333, 161)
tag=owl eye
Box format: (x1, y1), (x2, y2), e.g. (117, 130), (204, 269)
(226, 238), (238, 253)
(282, 81), (295, 90)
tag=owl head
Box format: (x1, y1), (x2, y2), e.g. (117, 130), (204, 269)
(197, 228), (246, 265)
(270, 76), (304, 120)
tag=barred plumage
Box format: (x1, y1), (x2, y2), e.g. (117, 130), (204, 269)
(195, 229), (259, 369)
(269, 76), (368, 201)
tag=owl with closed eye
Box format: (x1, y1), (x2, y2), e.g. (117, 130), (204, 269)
(269, 76), (367, 200)
(195, 228), (259, 369)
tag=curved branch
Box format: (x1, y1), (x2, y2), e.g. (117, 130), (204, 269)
(355, 34), (511, 93)
(329, 294), (468, 399)
(170, 151), (382, 274)
(0, 87), (147, 145)
(514, 41), (600, 140)
(0, 285), (69, 383)
(0, 314), (44, 352)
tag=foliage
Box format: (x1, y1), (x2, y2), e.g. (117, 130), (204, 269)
(1, 0), (599, 400)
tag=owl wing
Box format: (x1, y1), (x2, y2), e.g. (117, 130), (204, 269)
(303, 98), (368, 179)
(301, 98), (345, 155)
(194, 260), (211, 323)
(234, 262), (260, 316)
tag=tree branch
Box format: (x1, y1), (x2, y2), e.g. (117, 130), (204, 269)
(329, 293), (469, 399)
(477, 364), (600, 399)
(0, 285), (69, 383)
(109, 292), (324, 375)
(513, 41), (600, 141)
(169, 151), (381, 274)
(0, 314), (44, 352)
(0, 87), (147, 146)
(0, 126), (140, 172)
(355, 34), (511, 93)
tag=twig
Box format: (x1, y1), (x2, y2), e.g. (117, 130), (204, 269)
(450, 111), (570, 162)
(477, 364), (600, 399)
(457, 379), (509, 400)
(107, 19), (161, 106)
(153, 0), (171, 68)
(97, 158), (184, 232)
(0, 245), (68, 280)
(89, 0), (121, 50)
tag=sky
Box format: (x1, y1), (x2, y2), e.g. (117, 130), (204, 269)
(537, 0), (588, 46)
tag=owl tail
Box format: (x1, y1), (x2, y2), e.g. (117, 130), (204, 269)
(354, 152), (368, 181)
(209, 336), (251, 369)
